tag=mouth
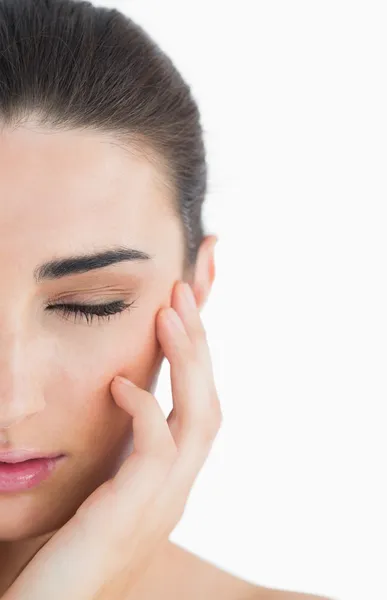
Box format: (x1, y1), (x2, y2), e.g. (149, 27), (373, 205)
(0, 450), (64, 463)
(0, 455), (66, 493)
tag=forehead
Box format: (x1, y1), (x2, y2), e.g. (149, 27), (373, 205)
(0, 125), (183, 276)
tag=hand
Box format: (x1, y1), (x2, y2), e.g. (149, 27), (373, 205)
(3, 280), (223, 600)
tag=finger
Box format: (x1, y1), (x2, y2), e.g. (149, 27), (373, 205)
(158, 307), (217, 448)
(165, 281), (222, 435)
(111, 377), (177, 480)
(171, 281), (214, 377)
(160, 281), (221, 425)
(111, 376), (176, 459)
(77, 379), (177, 526)
(157, 282), (222, 485)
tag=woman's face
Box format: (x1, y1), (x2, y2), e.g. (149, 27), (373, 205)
(0, 124), (188, 540)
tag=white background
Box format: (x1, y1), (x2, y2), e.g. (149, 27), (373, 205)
(94, 2), (386, 600)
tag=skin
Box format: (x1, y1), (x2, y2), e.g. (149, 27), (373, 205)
(0, 123), (332, 600)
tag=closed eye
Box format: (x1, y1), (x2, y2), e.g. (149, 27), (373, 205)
(45, 299), (138, 325)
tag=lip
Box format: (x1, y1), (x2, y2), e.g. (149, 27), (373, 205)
(0, 450), (64, 464)
(0, 455), (66, 492)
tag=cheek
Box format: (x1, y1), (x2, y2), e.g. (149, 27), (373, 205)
(51, 308), (160, 384)
(46, 314), (163, 450)
(89, 308), (164, 391)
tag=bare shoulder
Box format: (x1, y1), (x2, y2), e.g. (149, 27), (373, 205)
(205, 568), (334, 600)
(212, 573), (334, 600)
(160, 542), (334, 600)
(171, 546), (336, 600)
(128, 541), (334, 600)
(252, 590), (335, 600)
(247, 587), (335, 600)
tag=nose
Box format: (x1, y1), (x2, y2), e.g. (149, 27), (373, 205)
(0, 415), (26, 447)
(0, 415), (26, 429)
(0, 400), (42, 430)
(0, 383), (45, 428)
(0, 347), (46, 429)
(0, 323), (45, 429)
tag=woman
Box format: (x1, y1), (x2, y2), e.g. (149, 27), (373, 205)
(0, 1), (333, 598)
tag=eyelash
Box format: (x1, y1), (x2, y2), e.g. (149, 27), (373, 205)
(45, 299), (138, 326)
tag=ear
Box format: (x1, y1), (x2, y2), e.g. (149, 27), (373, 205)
(187, 234), (218, 311)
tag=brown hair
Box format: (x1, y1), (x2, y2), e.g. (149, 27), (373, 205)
(0, 0), (209, 273)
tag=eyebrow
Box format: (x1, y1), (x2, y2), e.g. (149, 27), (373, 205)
(34, 245), (154, 283)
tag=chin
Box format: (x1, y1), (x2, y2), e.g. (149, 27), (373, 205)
(0, 516), (46, 542)
(0, 491), (77, 542)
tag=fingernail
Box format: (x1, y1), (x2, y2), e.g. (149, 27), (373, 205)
(114, 375), (136, 387)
